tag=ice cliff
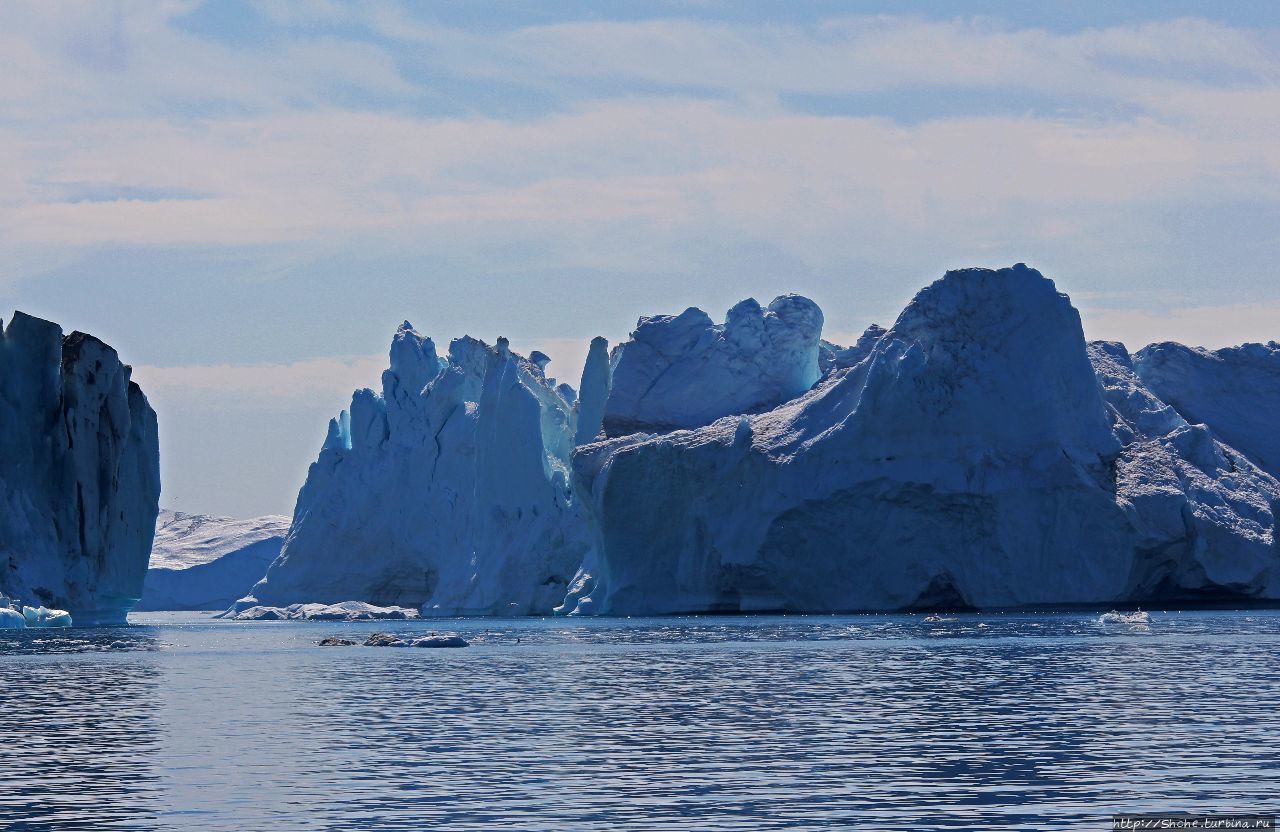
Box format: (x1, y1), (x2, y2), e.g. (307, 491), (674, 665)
(0, 311), (160, 625)
(601, 295), (823, 436)
(1133, 341), (1280, 480)
(565, 266), (1280, 614)
(136, 511), (289, 611)
(241, 323), (590, 615)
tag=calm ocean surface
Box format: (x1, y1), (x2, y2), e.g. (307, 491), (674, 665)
(1, 610), (1278, 831)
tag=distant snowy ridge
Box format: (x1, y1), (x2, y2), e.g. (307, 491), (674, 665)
(149, 510), (290, 570)
(0, 311), (159, 626)
(136, 510), (290, 611)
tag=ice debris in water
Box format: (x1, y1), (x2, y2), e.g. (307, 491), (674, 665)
(220, 601), (418, 622)
(363, 632), (408, 647)
(0, 593), (72, 628)
(1099, 610), (1151, 625)
(411, 635), (469, 648)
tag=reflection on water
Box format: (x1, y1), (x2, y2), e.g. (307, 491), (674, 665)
(0, 635), (162, 831)
(1, 612), (1279, 831)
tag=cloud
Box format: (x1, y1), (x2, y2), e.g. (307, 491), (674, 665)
(0, 9), (1276, 266)
(132, 354), (387, 402)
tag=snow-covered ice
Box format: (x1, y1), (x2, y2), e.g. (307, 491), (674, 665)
(1134, 341), (1280, 480)
(601, 294), (824, 436)
(137, 511), (290, 610)
(0, 312), (160, 626)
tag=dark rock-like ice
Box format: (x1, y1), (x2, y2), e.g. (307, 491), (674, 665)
(0, 312), (160, 625)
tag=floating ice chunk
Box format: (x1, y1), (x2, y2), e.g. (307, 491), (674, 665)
(364, 632), (408, 647)
(411, 635), (469, 648)
(21, 605), (72, 627)
(1099, 610), (1150, 625)
(221, 601), (419, 621)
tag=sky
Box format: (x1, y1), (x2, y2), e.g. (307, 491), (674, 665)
(2, 1), (1279, 518)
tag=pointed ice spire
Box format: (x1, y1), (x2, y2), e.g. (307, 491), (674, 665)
(575, 336), (611, 445)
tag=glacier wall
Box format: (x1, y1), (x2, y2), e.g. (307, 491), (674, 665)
(0, 311), (160, 625)
(243, 323), (591, 615)
(566, 266), (1280, 614)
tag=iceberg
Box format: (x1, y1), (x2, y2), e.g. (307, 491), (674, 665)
(240, 323), (591, 616)
(135, 511), (290, 611)
(0, 312), (160, 626)
(566, 266), (1280, 614)
(601, 294), (823, 437)
(1133, 341), (1280, 479)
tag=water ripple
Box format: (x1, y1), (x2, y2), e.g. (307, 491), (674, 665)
(2, 611), (1278, 830)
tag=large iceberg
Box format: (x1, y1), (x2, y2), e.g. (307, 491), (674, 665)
(240, 323), (591, 616)
(136, 511), (290, 611)
(0, 312), (160, 625)
(601, 294), (823, 436)
(565, 266), (1280, 614)
(1133, 341), (1280, 480)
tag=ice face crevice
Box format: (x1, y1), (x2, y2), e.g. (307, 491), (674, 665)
(0, 311), (160, 625)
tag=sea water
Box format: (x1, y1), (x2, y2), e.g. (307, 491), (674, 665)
(1, 611), (1278, 831)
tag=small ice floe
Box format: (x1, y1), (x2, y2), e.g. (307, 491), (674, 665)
(922, 615), (956, 623)
(317, 636), (356, 647)
(1099, 609), (1151, 625)
(411, 635), (469, 648)
(0, 594), (72, 628)
(23, 605), (72, 628)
